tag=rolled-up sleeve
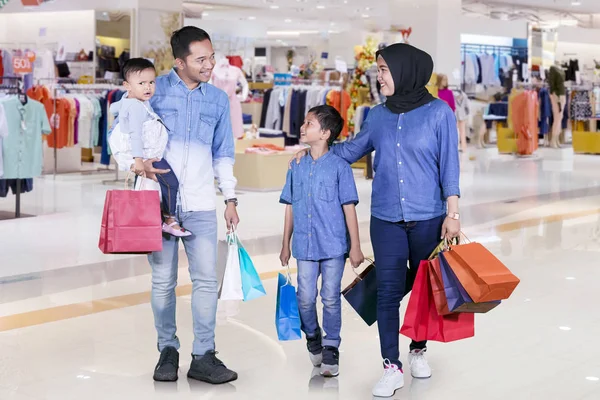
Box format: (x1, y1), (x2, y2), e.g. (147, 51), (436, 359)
(280, 169), (293, 205)
(438, 106), (461, 199)
(212, 101), (237, 200)
(337, 163), (359, 205)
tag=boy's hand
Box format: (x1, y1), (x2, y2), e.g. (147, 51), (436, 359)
(280, 246), (291, 267)
(133, 158), (145, 176)
(349, 246), (364, 269)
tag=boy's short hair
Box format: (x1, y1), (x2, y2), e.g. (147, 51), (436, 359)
(121, 58), (156, 82)
(171, 26), (212, 60)
(308, 105), (344, 146)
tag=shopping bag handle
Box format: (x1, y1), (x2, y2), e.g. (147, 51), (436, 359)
(282, 264), (293, 285)
(124, 171), (147, 191)
(350, 257), (375, 281)
(428, 231), (472, 260)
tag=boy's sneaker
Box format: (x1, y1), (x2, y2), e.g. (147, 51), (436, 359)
(187, 351), (238, 384)
(320, 346), (339, 377)
(372, 360), (404, 397)
(306, 330), (323, 367)
(408, 348), (432, 379)
(153, 346), (179, 382)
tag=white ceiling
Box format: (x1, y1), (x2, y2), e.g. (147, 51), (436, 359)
(474, 0), (600, 14)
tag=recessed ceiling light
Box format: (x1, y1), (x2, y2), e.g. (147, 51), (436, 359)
(365, 7), (371, 10)
(343, 0), (348, 3)
(566, 276), (576, 280)
(559, 326), (572, 331)
(571, 1), (581, 5)
(248, 16), (256, 20)
(202, 12), (209, 16)
(586, 376), (600, 381)
(285, 18), (292, 22)
(270, 5), (280, 9)
(317, 5), (325, 9)
(361, 14), (369, 18)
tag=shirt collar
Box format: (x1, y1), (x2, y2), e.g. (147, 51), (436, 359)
(307, 150), (332, 164)
(168, 69), (206, 95)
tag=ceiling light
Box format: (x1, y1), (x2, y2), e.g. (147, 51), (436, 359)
(571, 1), (581, 5)
(202, 12), (209, 16)
(566, 276), (576, 280)
(365, 7), (371, 10)
(248, 16), (256, 20)
(270, 5), (280, 9)
(586, 376), (599, 381)
(343, 0), (348, 3)
(361, 14), (369, 18)
(559, 326), (572, 331)
(267, 30), (319, 36)
(317, 5), (325, 9)
(285, 18), (292, 22)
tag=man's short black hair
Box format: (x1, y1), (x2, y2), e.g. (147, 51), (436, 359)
(308, 105), (344, 146)
(121, 58), (155, 82)
(171, 26), (212, 60)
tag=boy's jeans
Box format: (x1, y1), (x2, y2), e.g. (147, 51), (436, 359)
(296, 256), (346, 348)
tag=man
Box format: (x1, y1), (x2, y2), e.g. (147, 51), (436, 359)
(143, 26), (240, 384)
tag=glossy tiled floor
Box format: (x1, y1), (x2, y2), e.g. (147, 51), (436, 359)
(1, 148), (600, 400)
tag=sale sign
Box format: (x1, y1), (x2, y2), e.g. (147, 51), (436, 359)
(13, 57), (33, 74)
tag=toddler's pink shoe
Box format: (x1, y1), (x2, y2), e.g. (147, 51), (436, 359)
(162, 222), (192, 237)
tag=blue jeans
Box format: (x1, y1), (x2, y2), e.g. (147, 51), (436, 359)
(370, 214), (445, 369)
(148, 209), (218, 356)
(296, 256), (346, 348)
(153, 158), (179, 218)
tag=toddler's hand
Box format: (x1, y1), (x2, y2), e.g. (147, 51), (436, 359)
(349, 247), (364, 269)
(133, 158), (145, 176)
(279, 246), (291, 267)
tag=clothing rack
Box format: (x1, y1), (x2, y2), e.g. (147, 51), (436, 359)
(50, 83), (122, 178)
(461, 43), (528, 92)
(0, 77), (26, 218)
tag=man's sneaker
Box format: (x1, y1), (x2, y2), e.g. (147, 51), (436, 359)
(408, 348), (432, 379)
(320, 346), (339, 377)
(306, 330), (323, 367)
(372, 360), (404, 397)
(187, 351), (238, 384)
(153, 346), (179, 382)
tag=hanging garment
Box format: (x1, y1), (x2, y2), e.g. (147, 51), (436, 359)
(454, 91), (470, 122)
(570, 90), (593, 121)
(212, 72), (244, 139)
(260, 89), (272, 128)
(437, 89), (456, 112)
(511, 90), (539, 156)
(538, 87), (552, 137)
(327, 90), (351, 137)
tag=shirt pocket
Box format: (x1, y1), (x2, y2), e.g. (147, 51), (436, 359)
(158, 110), (178, 134)
(292, 182), (303, 202)
(198, 114), (217, 145)
(318, 182), (335, 202)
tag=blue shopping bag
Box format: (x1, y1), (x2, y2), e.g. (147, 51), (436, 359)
(275, 268), (302, 341)
(237, 236), (267, 301)
(439, 252), (500, 313)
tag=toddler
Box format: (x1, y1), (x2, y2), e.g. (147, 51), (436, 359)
(109, 58), (190, 237)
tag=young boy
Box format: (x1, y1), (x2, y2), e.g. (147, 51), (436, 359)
(110, 58), (190, 237)
(279, 105), (364, 378)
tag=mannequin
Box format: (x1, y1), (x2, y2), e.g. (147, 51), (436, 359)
(437, 74), (468, 152)
(211, 55), (249, 139)
(548, 61), (566, 149)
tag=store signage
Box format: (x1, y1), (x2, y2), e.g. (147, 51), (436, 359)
(12, 57), (33, 74)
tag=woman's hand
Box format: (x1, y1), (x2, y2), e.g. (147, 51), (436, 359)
(288, 149), (309, 169)
(441, 216), (461, 241)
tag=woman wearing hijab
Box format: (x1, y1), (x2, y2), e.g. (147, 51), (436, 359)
(294, 43), (460, 397)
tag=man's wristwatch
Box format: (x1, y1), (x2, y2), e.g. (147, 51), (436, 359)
(225, 198), (238, 207)
(449, 212), (460, 220)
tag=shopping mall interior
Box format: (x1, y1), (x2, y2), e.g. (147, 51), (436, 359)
(1, 0), (600, 399)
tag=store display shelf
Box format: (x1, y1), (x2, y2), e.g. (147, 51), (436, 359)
(573, 131), (600, 155)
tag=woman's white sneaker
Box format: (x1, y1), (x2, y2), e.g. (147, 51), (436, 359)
(408, 349), (432, 379)
(372, 360), (404, 397)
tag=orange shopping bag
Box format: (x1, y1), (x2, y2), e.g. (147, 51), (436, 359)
(444, 243), (520, 303)
(400, 261), (474, 343)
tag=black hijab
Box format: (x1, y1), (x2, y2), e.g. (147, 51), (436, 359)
(376, 43), (436, 114)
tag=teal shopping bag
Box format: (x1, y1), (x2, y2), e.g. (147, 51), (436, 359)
(237, 235), (267, 301)
(275, 267), (302, 341)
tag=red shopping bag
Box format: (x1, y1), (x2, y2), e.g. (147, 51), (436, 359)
(400, 260), (474, 343)
(98, 190), (163, 254)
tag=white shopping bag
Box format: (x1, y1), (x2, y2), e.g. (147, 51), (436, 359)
(219, 232), (244, 301)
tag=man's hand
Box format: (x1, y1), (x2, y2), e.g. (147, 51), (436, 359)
(224, 202), (240, 232)
(288, 148), (309, 169)
(133, 158), (145, 176)
(441, 217), (461, 241)
(143, 158), (170, 182)
(349, 246), (365, 269)
(280, 245), (291, 267)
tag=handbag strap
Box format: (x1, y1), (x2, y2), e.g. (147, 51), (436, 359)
(350, 257), (375, 281)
